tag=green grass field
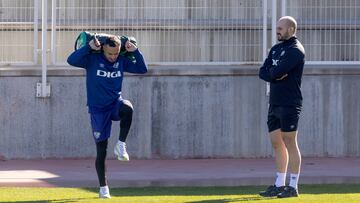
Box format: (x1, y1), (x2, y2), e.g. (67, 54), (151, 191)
(0, 184), (359, 203)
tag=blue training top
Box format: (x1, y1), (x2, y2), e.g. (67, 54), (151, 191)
(67, 44), (148, 112)
(259, 36), (305, 107)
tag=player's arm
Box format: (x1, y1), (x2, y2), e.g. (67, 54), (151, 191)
(123, 41), (148, 74)
(259, 49), (274, 82)
(67, 38), (101, 68)
(269, 49), (304, 80)
(276, 74), (288, 80)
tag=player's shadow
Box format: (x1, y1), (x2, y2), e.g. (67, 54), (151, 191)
(185, 197), (272, 203)
(9, 198), (97, 203)
(107, 184), (360, 197)
(106, 186), (265, 197)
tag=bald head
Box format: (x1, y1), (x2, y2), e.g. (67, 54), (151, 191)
(279, 16), (297, 31)
(277, 16), (298, 41)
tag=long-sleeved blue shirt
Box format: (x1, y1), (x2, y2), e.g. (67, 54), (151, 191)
(259, 36), (305, 107)
(67, 44), (147, 112)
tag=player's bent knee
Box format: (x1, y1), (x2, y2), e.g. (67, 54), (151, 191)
(122, 100), (134, 110)
(120, 101), (133, 117)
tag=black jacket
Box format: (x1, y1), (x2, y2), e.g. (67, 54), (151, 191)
(259, 36), (305, 107)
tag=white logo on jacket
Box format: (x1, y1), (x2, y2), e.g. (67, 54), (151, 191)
(96, 70), (122, 78)
(272, 59), (279, 66)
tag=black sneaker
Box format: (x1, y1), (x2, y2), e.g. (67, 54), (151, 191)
(277, 186), (299, 198)
(259, 185), (285, 197)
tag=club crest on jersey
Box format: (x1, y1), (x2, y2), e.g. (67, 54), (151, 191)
(272, 59), (279, 66)
(93, 132), (101, 139)
(99, 63), (105, 68)
(113, 62), (119, 69)
(96, 70), (122, 78)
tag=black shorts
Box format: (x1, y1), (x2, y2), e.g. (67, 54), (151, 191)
(267, 105), (302, 132)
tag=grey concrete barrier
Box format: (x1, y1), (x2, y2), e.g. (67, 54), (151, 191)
(0, 65), (359, 159)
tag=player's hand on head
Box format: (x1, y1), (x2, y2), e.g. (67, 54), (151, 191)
(89, 38), (101, 51)
(125, 40), (137, 52)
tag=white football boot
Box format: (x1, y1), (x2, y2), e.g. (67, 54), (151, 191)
(114, 140), (129, 161)
(99, 185), (111, 199)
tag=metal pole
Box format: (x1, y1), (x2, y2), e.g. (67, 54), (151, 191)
(262, 0), (268, 60)
(33, 0), (39, 64)
(281, 0), (286, 16)
(271, 0), (277, 46)
(51, 0), (56, 65)
(268, 0), (278, 96)
(41, 0), (47, 97)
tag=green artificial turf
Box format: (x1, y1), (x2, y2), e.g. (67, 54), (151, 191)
(0, 184), (359, 203)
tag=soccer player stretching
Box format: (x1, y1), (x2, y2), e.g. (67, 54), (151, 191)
(67, 35), (147, 198)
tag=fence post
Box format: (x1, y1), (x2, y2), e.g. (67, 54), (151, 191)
(51, 0), (57, 65)
(36, 0), (51, 98)
(271, 0), (277, 46)
(281, 0), (286, 16)
(267, 0), (278, 96)
(262, 0), (268, 61)
(33, 0), (39, 64)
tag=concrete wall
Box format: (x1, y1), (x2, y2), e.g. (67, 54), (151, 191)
(0, 65), (360, 159)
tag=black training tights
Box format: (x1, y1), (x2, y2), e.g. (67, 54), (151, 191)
(95, 139), (108, 187)
(118, 101), (133, 142)
(95, 101), (133, 187)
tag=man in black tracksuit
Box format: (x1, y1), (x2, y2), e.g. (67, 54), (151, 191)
(259, 16), (305, 198)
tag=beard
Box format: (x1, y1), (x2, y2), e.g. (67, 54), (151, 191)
(277, 32), (290, 41)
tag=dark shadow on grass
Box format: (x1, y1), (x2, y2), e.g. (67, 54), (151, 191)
(106, 186), (264, 197)
(89, 184), (360, 197)
(11, 184), (360, 203)
(5, 202), (52, 203)
(297, 184), (360, 194)
(185, 196), (275, 203)
(9, 198), (98, 203)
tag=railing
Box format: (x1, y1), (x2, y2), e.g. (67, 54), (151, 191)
(284, 0), (360, 64)
(0, 0), (359, 66)
(0, 0), (39, 65)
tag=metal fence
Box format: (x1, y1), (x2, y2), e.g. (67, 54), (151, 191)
(0, 0), (359, 66)
(52, 0), (264, 65)
(0, 0), (38, 65)
(285, 0), (360, 64)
